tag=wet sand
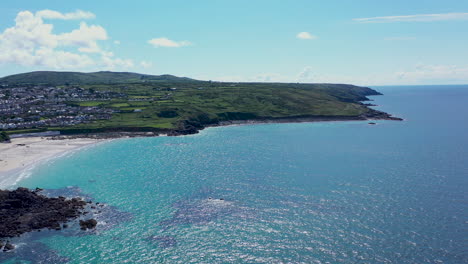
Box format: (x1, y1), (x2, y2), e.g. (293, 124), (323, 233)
(0, 137), (105, 188)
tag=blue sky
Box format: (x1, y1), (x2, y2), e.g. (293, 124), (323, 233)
(0, 0), (467, 85)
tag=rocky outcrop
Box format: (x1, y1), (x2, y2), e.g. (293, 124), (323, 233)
(360, 109), (403, 121)
(79, 219), (97, 230)
(1, 242), (14, 252)
(0, 188), (88, 239)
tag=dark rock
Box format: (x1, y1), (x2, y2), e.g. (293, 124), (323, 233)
(0, 241), (70, 263)
(368, 122), (376, 125)
(3, 242), (14, 251)
(360, 109), (403, 121)
(0, 188), (88, 238)
(79, 219), (97, 230)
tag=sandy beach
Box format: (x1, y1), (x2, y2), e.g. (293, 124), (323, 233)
(0, 137), (105, 188)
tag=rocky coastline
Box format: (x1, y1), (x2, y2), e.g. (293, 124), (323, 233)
(0, 188), (98, 252)
(39, 108), (402, 140)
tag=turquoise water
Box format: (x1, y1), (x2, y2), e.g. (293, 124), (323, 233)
(4, 85), (468, 263)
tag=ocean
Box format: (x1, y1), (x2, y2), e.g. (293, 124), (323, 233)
(2, 85), (467, 263)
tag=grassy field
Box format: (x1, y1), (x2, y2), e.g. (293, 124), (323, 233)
(56, 81), (381, 134)
(1, 71), (386, 135)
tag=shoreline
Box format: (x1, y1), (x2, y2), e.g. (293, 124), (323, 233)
(39, 110), (403, 140)
(0, 137), (107, 188)
(0, 113), (403, 188)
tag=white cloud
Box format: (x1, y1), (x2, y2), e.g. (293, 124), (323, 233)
(36, 9), (96, 20)
(114, 40), (121, 45)
(297, 66), (314, 81)
(32, 48), (94, 68)
(0, 10), (133, 70)
(354, 12), (468, 23)
(148, 37), (192, 48)
(295, 69), (377, 85)
(101, 53), (134, 69)
(296, 32), (317, 40)
(213, 64), (468, 86)
(59, 22), (108, 53)
(214, 73), (289, 83)
(394, 64), (468, 84)
(295, 64), (468, 85)
(252, 73), (287, 82)
(140, 61), (153, 68)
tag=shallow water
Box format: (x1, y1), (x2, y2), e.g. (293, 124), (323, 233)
(4, 85), (468, 263)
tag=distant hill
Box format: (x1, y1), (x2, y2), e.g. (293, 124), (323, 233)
(0, 71), (197, 85)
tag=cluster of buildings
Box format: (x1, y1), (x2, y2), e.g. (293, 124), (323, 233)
(0, 85), (122, 130)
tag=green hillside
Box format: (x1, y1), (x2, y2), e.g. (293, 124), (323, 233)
(0, 71), (195, 85)
(1, 71), (399, 136)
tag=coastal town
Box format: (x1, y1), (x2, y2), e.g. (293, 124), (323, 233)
(0, 85), (124, 130)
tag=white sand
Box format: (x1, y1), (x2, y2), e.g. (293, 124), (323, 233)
(0, 137), (105, 188)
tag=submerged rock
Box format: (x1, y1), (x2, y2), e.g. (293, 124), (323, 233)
(0, 186), (133, 263)
(159, 197), (240, 227)
(3, 243), (14, 252)
(146, 235), (178, 248)
(0, 241), (70, 263)
(79, 219), (98, 230)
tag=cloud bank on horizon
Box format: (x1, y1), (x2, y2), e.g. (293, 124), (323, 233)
(354, 12), (468, 23)
(0, 5), (467, 86)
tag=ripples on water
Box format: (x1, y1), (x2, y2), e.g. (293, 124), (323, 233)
(4, 86), (468, 263)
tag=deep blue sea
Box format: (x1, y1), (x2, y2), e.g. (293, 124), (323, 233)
(2, 85), (468, 263)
